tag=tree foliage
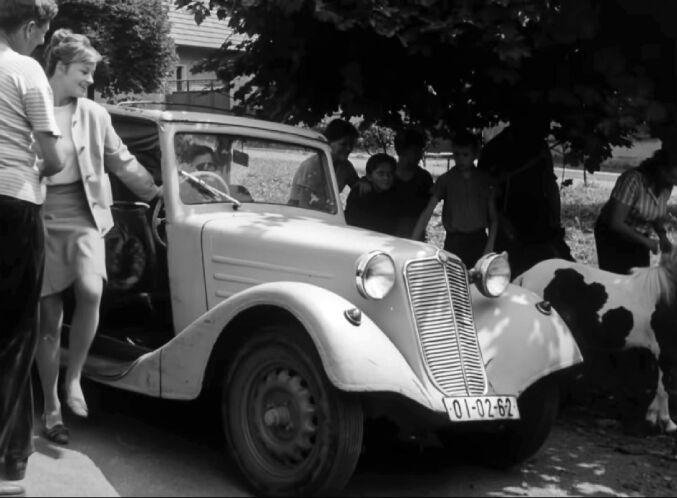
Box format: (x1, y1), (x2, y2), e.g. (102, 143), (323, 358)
(175, 0), (677, 171)
(49, 0), (177, 98)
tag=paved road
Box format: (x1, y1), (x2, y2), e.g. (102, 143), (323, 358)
(23, 380), (677, 497)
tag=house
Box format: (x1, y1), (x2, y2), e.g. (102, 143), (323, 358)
(164, 1), (245, 111)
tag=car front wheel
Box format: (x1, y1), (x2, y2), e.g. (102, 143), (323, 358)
(222, 326), (363, 497)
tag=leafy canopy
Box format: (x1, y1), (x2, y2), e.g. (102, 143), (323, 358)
(50, 0), (177, 98)
(175, 0), (677, 171)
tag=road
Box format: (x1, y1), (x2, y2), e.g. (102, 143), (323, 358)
(24, 380), (677, 497)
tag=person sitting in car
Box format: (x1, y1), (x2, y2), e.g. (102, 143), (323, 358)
(180, 144), (252, 203)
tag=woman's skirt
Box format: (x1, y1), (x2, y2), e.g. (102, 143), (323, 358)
(41, 182), (107, 297)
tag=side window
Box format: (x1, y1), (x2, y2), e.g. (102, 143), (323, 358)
(174, 133), (337, 213)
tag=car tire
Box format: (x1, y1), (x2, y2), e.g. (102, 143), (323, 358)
(222, 326), (363, 497)
(441, 376), (559, 468)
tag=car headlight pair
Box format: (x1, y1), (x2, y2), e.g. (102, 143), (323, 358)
(355, 250), (510, 300)
(355, 252), (396, 300)
(470, 252), (511, 298)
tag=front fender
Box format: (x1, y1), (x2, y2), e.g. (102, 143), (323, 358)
(159, 281), (437, 409)
(473, 283), (583, 396)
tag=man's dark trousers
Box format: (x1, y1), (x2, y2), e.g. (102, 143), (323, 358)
(0, 195), (44, 463)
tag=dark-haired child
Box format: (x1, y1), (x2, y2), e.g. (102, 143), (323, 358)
(393, 127), (434, 238)
(345, 153), (401, 236)
(412, 130), (498, 267)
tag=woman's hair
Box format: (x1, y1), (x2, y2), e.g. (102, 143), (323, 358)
(324, 119), (358, 143)
(638, 149), (676, 196)
(394, 127), (428, 155)
(44, 28), (102, 77)
(186, 144), (216, 163)
(0, 0), (57, 32)
(366, 153), (396, 175)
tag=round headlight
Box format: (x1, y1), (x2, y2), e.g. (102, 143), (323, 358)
(474, 252), (511, 297)
(356, 252), (396, 300)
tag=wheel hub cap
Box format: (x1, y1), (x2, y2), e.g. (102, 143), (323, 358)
(254, 368), (318, 465)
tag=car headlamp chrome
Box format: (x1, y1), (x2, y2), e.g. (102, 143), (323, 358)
(355, 252), (396, 300)
(471, 252), (511, 298)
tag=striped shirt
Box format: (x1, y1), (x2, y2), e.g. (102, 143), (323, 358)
(600, 168), (671, 234)
(0, 45), (60, 204)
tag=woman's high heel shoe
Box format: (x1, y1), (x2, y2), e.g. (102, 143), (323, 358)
(65, 395), (89, 418)
(42, 414), (69, 446)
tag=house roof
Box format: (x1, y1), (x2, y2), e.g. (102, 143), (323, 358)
(166, 2), (246, 50)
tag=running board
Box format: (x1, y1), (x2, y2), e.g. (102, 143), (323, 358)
(61, 348), (139, 381)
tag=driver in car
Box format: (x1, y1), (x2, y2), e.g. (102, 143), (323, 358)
(179, 144), (252, 203)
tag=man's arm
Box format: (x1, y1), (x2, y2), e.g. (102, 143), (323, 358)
(484, 190), (499, 254)
(411, 196), (438, 241)
(34, 132), (65, 177)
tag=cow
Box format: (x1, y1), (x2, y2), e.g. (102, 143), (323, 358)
(515, 249), (677, 433)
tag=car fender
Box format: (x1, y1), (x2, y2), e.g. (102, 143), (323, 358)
(472, 283), (584, 396)
(159, 281), (438, 409)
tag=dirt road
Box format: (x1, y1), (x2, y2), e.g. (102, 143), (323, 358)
(27, 381), (677, 497)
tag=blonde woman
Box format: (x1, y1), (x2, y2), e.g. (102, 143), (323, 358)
(36, 29), (161, 444)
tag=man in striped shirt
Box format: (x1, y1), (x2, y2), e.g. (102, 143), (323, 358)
(0, 1), (63, 495)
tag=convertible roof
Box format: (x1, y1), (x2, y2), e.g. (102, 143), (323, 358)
(105, 104), (326, 143)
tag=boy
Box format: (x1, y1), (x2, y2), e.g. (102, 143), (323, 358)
(345, 153), (401, 236)
(393, 127), (433, 239)
(412, 130), (498, 267)
(0, 1), (61, 495)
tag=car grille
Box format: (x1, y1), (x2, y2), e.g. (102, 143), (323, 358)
(404, 256), (488, 397)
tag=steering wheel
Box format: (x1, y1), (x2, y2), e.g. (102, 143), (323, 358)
(192, 171), (231, 195)
(151, 196), (167, 249)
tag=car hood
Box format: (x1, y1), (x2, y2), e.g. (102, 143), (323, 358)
(200, 210), (444, 389)
(202, 211), (438, 286)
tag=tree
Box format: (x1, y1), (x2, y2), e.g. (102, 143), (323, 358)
(48, 0), (177, 98)
(174, 0), (677, 171)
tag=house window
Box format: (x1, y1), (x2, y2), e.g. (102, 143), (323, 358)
(176, 66), (185, 92)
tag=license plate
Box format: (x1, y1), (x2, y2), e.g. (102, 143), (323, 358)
(443, 396), (520, 422)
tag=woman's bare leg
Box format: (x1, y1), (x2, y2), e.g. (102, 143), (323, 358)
(36, 294), (65, 423)
(64, 274), (103, 416)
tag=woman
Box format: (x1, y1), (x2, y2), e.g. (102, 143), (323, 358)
(36, 29), (161, 445)
(595, 148), (677, 274)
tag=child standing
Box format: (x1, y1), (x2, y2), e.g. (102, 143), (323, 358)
(345, 153), (401, 236)
(392, 127), (433, 239)
(412, 130), (498, 267)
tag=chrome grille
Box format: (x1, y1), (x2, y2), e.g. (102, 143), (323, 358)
(405, 256), (487, 396)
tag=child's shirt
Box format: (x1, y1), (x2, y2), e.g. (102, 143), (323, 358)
(433, 166), (494, 234)
(393, 166), (434, 238)
(345, 185), (402, 236)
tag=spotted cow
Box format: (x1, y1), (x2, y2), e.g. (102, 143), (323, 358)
(515, 250), (677, 432)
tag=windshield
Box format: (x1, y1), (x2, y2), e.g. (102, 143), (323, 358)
(174, 132), (338, 214)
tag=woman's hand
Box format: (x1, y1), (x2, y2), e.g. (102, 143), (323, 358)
(659, 232), (673, 254)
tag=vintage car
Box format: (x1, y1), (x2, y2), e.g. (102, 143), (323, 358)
(71, 103), (583, 496)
